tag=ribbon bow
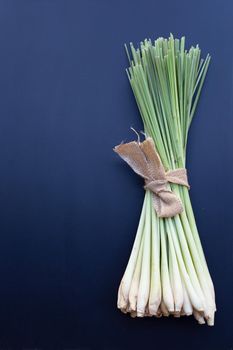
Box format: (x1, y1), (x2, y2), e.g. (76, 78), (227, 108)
(114, 137), (189, 218)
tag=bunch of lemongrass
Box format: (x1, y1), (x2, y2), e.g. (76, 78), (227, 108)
(117, 35), (216, 326)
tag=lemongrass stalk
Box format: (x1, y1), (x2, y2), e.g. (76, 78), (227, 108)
(174, 188), (216, 318)
(128, 226), (144, 311)
(171, 215), (206, 309)
(177, 188), (216, 314)
(148, 196), (161, 315)
(160, 219), (174, 312)
(118, 194), (147, 307)
(166, 221), (184, 312)
(182, 187), (215, 298)
(137, 191), (151, 316)
(181, 280), (193, 316)
(179, 208), (215, 318)
(117, 283), (127, 311)
(168, 218), (203, 311)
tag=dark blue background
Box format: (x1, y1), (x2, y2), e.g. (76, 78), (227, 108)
(0, 0), (232, 349)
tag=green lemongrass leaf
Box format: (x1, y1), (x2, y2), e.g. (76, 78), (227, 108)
(189, 55), (211, 126)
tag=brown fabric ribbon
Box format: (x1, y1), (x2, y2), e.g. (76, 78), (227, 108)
(114, 137), (190, 218)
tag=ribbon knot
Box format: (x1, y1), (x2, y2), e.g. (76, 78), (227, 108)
(114, 137), (189, 218)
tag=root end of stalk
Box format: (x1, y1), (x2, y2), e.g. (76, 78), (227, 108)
(117, 299), (128, 310)
(206, 314), (215, 326)
(168, 307), (175, 313)
(120, 308), (128, 314)
(148, 301), (160, 316)
(175, 307), (181, 313)
(198, 319), (205, 325)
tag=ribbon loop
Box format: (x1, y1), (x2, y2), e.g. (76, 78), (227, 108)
(114, 137), (189, 218)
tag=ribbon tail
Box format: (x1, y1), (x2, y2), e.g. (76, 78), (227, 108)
(139, 138), (166, 179)
(113, 141), (150, 179)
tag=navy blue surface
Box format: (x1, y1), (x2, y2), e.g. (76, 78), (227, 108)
(0, 0), (232, 349)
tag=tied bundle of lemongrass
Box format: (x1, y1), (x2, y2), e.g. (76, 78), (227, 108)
(115, 35), (216, 326)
